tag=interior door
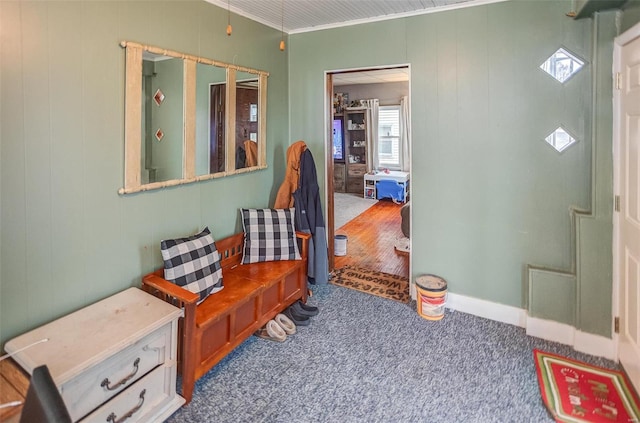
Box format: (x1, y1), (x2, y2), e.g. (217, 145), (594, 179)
(615, 25), (640, 394)
(326, 73), (336, 270)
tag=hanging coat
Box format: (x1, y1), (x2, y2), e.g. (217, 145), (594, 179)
(244, 140), (258, 167)
(274, 141), (307, 209)
(292, 148), (329, 284)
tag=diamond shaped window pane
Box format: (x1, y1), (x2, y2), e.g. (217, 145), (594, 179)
(545, 127), (577, 152)
(540, 48), (584, 83)
(155, 128), (164, 142)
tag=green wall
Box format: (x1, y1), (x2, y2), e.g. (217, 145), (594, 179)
(0, 1), (289, 346)
(622, 0), (640, 32)
(288, 1), (617, 336)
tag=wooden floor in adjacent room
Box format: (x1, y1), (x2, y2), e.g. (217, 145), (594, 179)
(334, 199), (409, 278)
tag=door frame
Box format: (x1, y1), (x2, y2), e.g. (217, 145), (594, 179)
(325, 73), (336, 270)
(323, 64), (412, 274)
(612, 21), (640, 367)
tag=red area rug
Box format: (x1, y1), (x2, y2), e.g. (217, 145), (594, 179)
(534, 349), (640, 422)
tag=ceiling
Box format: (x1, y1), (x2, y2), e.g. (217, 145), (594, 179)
(332, 67), (410, 86)
(205, 0), (502, 34)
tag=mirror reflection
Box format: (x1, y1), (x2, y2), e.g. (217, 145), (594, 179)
(120, 41), (269, 195)
(235, 71), (259, 170)
(195, 62), (227, 176)
(142, 52), (184, 184)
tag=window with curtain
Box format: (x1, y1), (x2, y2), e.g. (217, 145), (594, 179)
(377, 105), (401, 169)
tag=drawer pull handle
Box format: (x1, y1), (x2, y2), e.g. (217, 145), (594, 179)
(105, 389), (146, 423)
(101, 358), (140, 391)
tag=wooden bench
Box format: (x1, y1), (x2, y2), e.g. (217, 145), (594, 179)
(141, 231), (310, 404)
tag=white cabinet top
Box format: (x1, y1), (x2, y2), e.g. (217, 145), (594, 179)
(364, 171), (409, 183)
(4, 288), (181, 383)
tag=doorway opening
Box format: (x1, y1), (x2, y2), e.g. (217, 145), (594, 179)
(325, 66), (411, 278)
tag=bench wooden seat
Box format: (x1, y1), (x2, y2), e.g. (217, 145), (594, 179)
(141, 231), (310, 404)
(195, 276), (263, 328)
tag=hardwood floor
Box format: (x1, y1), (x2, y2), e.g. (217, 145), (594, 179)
(333, 199), (409, 278)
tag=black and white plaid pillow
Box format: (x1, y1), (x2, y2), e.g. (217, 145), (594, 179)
(160, 227), (223, 303)
(241, 208), (301, 264)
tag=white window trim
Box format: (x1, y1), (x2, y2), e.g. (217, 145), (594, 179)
(377, 105), (402, 170)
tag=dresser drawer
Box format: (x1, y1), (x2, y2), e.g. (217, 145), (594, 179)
(81, 364), (174, 423)
(347, 164), (366, 177)
(61, 324), (171, 421)
(347, 177), (364, 193)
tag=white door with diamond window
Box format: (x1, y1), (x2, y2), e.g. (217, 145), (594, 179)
(614, 22), (640, 395)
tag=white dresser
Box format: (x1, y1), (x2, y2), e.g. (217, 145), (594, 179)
(4, 288), (184, 422)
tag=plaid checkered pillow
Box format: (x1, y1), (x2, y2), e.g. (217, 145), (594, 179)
(160, 227), (224, 303)
(241, 208), (301, 264)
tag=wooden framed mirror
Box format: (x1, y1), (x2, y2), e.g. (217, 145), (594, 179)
(119, 41), (268, 194)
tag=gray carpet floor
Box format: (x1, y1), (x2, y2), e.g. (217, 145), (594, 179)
(333, 192), (378, 229)
(166, 283), (618, 423)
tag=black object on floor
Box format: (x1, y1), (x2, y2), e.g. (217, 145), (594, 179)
(283, 308), (310, 326)
(296, 300), (319, 316)
(291, 301), (318, 317)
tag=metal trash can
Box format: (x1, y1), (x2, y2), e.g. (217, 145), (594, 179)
(334, 235), (347, 256)
(415, 274), (447, 320)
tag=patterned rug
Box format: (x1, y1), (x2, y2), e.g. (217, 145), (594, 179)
(331, 265), (409, 303)
(534, 349), (640, 422)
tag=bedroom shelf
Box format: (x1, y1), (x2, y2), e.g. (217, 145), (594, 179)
(345, 108), (367, 194)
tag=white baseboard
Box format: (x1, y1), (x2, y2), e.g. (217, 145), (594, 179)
(573, 330), (616, 360)
(525, 316), (576, 345)
(525, 317), (616, 360)
(445, 293), (615, 360)
(446, 292), (527, 328)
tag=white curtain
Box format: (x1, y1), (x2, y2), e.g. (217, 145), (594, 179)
(400, 96), (411, 172)
(362, 99), (379, 172)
